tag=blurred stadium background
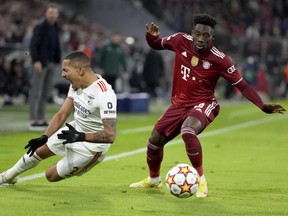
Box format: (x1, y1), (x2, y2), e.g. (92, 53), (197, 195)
(0, 0), (287, 108)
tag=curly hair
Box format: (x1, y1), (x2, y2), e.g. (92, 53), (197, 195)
(193, 14), (217, 28)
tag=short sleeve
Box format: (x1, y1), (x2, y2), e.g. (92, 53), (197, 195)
(219, 56), (243, 85)
(98, 90), (117, 119)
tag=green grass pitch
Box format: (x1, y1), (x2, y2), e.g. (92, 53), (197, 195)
(0, 100), (288, 216)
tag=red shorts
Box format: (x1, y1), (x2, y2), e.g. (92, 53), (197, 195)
(154, 100), (220, 139)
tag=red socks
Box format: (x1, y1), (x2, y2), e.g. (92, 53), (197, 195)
(181, 126), (203, 176)
(146, 139), (163, 178)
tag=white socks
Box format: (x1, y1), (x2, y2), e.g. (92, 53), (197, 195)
(5, 153), (43, 180)
(148, 176), (161, 183)
(199, 174), (206, 181)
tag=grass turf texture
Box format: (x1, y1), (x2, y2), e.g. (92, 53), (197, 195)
(0, 100), (288, 216)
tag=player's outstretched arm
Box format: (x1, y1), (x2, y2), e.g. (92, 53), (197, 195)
(262, 104), (286, 114)
(235, 80), (286, 115)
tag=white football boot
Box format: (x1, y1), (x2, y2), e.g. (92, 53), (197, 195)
(0, 172), (19, 185)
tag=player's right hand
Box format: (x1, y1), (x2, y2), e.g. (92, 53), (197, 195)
(262, 104), (286, 114)
(57, 123), (85, 144)
(25, 135), (48, 157)
(146, 22), (160, 37)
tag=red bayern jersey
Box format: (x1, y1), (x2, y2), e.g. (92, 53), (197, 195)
(146, 32), (243, 105)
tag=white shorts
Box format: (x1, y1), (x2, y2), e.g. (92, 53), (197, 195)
(47, 126), (111, 178)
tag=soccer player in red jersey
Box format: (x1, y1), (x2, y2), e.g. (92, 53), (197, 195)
(129, 14), (286, 197)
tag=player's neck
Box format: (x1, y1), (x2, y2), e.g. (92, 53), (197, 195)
(82, 74), (98, 89)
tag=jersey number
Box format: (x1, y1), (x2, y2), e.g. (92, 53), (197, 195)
(107, 102), (113, 109)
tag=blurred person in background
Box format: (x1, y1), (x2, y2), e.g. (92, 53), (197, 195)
(0, 58), (9, 93)
(98, 31), (127, 92)
(242, 56), (258, 88)
(130, 14), (286, 198)
(266, 55), (283, 100)
(0, 57), (11, 105)
(142, 48), (165, 100)
(4, 58), (30, 105)
(29, 2), (61, 131)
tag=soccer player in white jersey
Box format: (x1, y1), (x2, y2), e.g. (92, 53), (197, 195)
(129, 14), (286, 197)
(0, 51), (117, 184)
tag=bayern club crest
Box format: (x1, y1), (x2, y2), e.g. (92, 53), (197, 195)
(191, 56), (199, 67)
(202, 61), (211, 69)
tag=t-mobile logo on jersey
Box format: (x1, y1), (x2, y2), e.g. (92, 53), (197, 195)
(181, 65), (190, 81)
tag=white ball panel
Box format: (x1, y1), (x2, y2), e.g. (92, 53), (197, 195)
(173, 173), (186, 185)
(186, 172), (197, 184)
(178, 192), (192, 198)
(170, 184), (182, 195)
(190, 184), (199, 194)
(168, 166), (180, 175)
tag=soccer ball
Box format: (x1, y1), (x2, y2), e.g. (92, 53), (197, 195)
(165, 163), (199, 198)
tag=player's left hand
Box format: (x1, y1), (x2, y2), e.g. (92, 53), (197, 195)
(25, 135), (48, 157)
(262, 104), (286, 114)
(57, 123), (85, 144)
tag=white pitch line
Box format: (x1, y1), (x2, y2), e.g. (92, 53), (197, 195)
(118, 126), (153, 134)
(1, 114), (286, 186)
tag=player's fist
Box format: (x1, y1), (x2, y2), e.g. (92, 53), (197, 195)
(262, 104), (286, 114)
(25, 135), (48, 157)
(146, 22), (160, 37)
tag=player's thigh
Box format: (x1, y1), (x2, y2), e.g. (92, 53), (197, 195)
(46, 127), (68, 156)
(154, 104), (187, 139)
(182, 116), (203, 134)
(186, 101), (220, 133)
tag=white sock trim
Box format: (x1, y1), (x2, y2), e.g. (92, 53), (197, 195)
(199, 174), (206, 181)
(148, 176), (161, 183)
(31, 152), (43, 161)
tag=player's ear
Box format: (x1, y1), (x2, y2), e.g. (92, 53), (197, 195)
(78, 67), (85, 76)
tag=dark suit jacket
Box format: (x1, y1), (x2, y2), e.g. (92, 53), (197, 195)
(29, 19), (61, 67)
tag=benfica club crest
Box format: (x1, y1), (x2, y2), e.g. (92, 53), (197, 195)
(191, 56), (199, 67)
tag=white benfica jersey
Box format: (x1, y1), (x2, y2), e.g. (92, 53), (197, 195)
(67, 74), (117, 133)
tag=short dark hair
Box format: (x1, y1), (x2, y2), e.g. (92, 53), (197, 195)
(64, 51), (91, 68)
(193, 14), (217, 28)
(47, 2), (58, 10)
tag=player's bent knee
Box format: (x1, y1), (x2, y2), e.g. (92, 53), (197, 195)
(45, 165), (63, 182)
(45, 172), (63, 182)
